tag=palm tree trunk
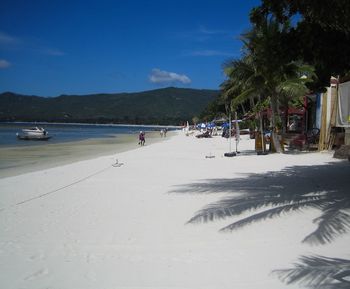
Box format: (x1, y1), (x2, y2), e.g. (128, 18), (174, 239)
(250, 97), (255, 109)
(258, 95), (265, 152)
(240, 103), (246, 115)
(281, 99), (288, 134)
(270, 95), (283, 153)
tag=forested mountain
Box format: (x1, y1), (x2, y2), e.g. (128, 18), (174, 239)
(0, 87), (218, 125)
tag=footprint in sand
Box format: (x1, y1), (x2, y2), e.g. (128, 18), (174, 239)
(24, 268), (49, 281)
(85, 270), (97, 281)
(28, 252), (45, 261)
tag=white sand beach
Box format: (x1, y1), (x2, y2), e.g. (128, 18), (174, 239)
(0, 131), (349, 289)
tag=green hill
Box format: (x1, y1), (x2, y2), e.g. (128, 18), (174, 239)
(0, 87), (218, 125)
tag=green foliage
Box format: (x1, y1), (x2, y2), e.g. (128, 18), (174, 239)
(250, 0), (350, 91)
(0, 88), (218, 125)
(220, 19), (315, 153)
(252, 97), (270, 114)
(250, 0), (350, 34)
(198, 94), (226, 122)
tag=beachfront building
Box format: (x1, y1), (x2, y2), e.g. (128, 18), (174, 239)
(288, 77), (350, 151)
(258, 77), (350, 152)
(316, 77), (350, 150)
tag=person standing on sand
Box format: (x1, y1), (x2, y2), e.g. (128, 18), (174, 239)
(138, 131), (145, 146)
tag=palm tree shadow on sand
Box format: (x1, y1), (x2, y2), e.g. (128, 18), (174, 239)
(171, 161), (350, 288)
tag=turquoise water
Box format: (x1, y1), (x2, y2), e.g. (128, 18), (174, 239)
(0, 122), (173, 147)
(0, 122), (176, 178)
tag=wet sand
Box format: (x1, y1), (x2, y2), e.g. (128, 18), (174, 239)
(0, 131), (169, 178)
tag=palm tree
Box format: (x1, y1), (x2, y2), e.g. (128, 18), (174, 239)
(221, 32), (314, 153)
(249, 20), (314, 152)
(221, 56), (266, 150)
(222, 56), (264, 112)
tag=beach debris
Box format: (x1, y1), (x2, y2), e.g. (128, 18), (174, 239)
(205, 154), (215, 159)
(224, 152), (236, 157)
(112, 159), (124, 167)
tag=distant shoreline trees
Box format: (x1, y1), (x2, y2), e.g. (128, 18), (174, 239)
(0, 88), (218, 126)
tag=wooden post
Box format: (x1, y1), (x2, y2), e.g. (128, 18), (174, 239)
(318, 92), (328, 151)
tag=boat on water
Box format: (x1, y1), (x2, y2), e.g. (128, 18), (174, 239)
(21, 127), (48, 136)
(16, 126), (52, 140)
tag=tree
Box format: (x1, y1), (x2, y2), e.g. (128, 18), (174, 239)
(250, 0), (350, 34)
(198, 94), (226, 122)
(250, 0), (350, 91)
(221, 21), (314, 152)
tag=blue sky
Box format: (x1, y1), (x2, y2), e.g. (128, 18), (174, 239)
(0, 0), (260, 96)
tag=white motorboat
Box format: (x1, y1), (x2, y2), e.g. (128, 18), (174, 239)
(16, 126), (51, 140)
(22, 126), (48, 136)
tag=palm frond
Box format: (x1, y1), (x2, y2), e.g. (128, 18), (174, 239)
(295, 62), (317, 79)
(220, 202), (316, 232)
(274, 255), (350, 287)
(302, 209), (350, 245)
(276, 79), (309, 99)
(231, 88), (257, 109)
(223, 82), (240, 97)
(178, 162), (350, 245)
(188, 193), (327, 224)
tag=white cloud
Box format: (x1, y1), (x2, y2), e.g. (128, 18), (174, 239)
(0, 59), (11, 68)
(149, 68), (191, 85)
(0, 31), (19, 45)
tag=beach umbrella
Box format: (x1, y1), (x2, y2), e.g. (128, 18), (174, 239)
(207, 122), (215, 128)
(200, 123), (206, 129)
(222, 120), (242, 129)
(222, 122), (230, 128)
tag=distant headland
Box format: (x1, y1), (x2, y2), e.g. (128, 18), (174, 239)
(0, 87), (219, 125)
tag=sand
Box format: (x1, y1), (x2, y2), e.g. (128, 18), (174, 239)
(0, 131), (349, 289)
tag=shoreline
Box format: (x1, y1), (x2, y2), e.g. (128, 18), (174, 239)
(0, 122), (180, 148)
(2, 120), (182, 129)
(0, 130), (175, 179)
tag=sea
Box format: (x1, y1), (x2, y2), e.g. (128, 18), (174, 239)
(0, 122), (175, 147)
(0, 122), (177, 178)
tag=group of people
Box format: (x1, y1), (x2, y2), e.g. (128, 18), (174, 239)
(138, 128), (168, 146)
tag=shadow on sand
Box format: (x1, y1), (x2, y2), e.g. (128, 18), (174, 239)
(171, 160), (350, 288)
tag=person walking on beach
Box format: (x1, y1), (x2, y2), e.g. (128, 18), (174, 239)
(139, 131), (145, 146)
